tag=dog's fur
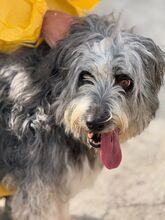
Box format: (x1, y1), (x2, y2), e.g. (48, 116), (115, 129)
(0, 14), (164, 220)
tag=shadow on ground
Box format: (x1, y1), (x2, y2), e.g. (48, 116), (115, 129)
(0, 208), (11, 220)
(72, 215), (100, 220)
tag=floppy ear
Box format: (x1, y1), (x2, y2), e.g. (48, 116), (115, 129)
(138, 37), (165, 91)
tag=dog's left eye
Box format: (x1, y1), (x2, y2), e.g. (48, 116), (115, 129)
(115, 74), (133, 92)
(78, 71), (94, 86)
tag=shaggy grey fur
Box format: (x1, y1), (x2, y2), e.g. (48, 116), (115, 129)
(0, 14), (164, 220)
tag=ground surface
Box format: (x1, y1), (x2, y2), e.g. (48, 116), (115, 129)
(1, 1), (165, 220)
(71, 1), (165, 220)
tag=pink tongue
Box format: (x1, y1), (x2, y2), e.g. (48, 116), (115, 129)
(100, 131), (122, 169)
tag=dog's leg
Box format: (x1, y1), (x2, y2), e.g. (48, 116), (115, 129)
(9, 182), (70, 220)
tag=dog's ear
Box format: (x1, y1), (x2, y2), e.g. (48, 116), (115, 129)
(137, 36), (165, 90)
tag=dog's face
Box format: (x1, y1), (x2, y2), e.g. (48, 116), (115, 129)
(46, 15), (164, 169)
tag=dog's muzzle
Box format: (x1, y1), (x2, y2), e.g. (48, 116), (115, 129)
(85, 112), (122, 170)
(86, 112), (112, 148)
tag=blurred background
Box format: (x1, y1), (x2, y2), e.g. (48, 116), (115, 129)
(71, 0), (165, 220)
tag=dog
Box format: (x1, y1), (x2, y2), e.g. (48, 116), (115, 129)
(0, 14), (164, 220)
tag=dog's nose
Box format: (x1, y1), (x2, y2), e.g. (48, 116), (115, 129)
(86, 114), (111, 131)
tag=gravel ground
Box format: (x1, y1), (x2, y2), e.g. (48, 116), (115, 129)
(71, 1), (165, 220)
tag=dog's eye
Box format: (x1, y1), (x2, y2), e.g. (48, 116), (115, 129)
(115, 74), (133, 92)
(78, 71), (94, 86)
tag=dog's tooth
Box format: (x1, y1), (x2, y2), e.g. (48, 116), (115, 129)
(88, 132), (94, 139)
(89, 139), (93, 145)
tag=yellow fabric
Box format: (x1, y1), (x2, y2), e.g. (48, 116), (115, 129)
(0, 0), (100, 53)
(0, 185), (15, 197)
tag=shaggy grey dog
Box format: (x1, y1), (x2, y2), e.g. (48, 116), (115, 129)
(0, 14), (164, 220)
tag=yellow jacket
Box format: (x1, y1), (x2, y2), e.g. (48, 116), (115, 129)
(0, 0), (99, 53)
(0, 0), (99, 197)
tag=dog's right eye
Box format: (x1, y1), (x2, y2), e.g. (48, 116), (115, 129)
(78, 71), (94, 86)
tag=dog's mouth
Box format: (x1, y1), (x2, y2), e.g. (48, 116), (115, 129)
(87, 132), (101, 148)
(87, 130), (122, 169)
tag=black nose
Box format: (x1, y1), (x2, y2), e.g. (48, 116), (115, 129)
(86, 115), (111, 131)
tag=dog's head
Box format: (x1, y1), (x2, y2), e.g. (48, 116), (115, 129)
(44, 14), (165, 169)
